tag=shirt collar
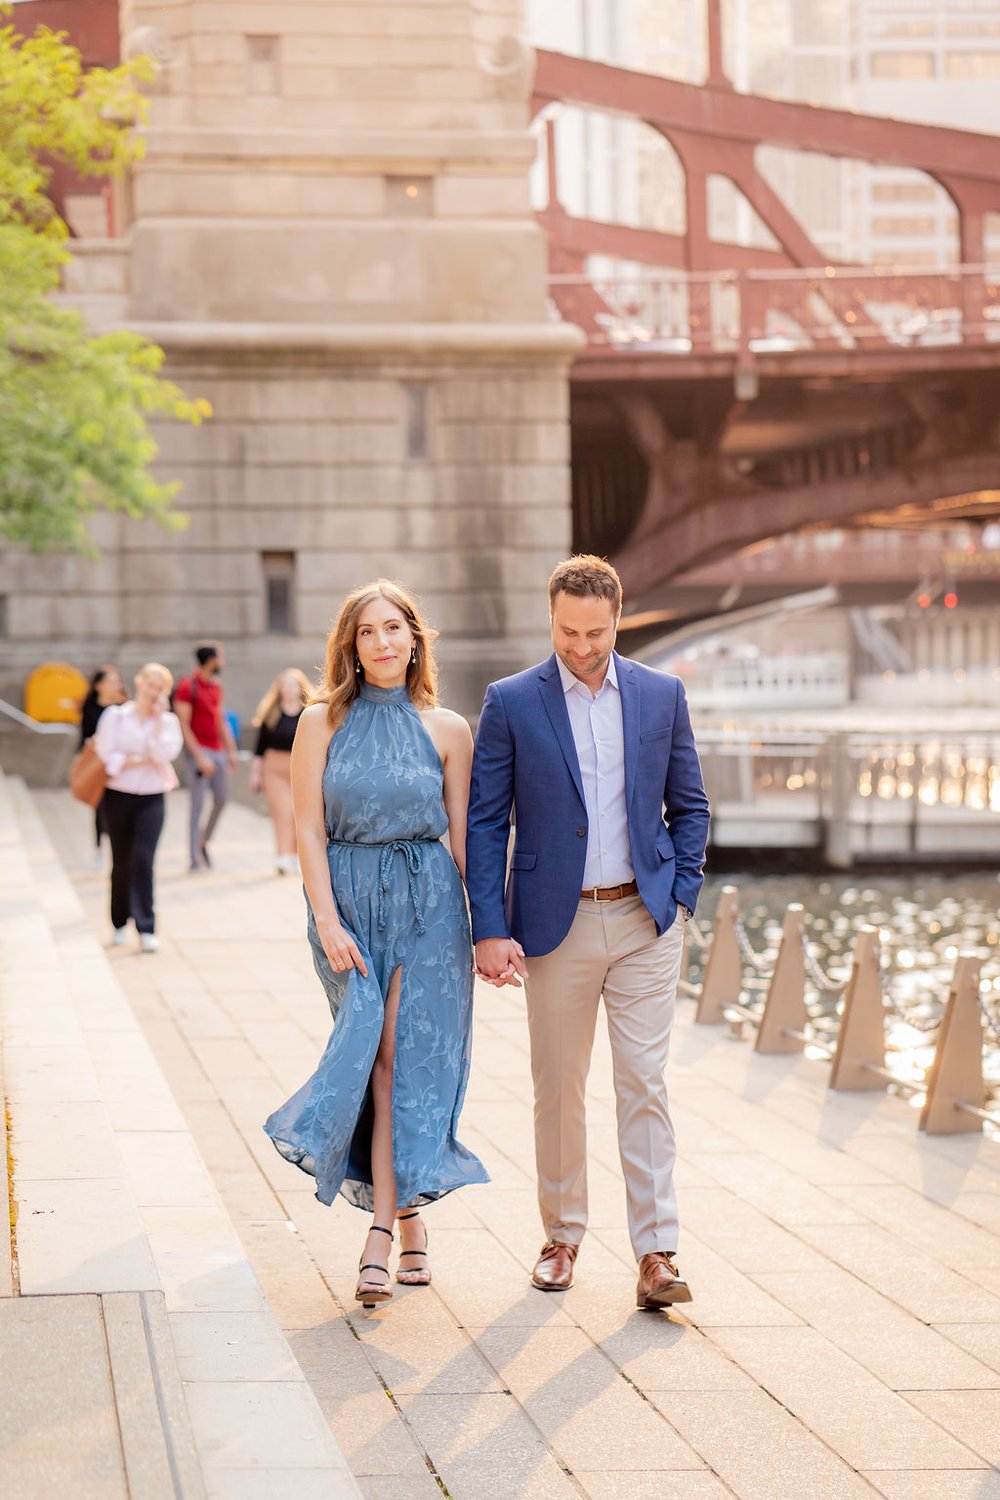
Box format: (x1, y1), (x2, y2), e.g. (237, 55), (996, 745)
(556, 652), (619, 697)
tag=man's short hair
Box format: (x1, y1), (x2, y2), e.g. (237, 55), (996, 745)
(548, 555), (622, 614)
(195, 641), (221, 667)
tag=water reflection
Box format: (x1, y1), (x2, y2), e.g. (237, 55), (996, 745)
(686, 871), (1000, 1138)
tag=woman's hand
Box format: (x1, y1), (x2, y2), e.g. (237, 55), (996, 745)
(317, 917), (368, 978)
(249, 758), (263, 793)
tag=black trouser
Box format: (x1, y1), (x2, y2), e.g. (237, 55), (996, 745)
(102, 789), (166, 934)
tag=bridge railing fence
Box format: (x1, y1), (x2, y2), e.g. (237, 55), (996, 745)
(683, 884), (1000, 1135)
(549, 263), (1000, 356)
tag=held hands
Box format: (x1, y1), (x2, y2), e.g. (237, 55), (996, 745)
(474, 936), (528, 989)
(318, 917), (368, 979)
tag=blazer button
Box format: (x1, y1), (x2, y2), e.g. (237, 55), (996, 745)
(577, 827), (586, 837)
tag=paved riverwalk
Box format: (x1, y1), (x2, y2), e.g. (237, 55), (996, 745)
(6, 778), (1000, 1499)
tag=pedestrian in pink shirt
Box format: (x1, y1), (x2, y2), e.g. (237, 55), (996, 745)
(95, 663), (183, 953)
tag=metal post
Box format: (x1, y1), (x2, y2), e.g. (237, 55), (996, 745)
(706, 0), (731, 87)
(824, 732), (854, 869)
(919, 954), (985, 1134)
(755, 904), (806, 1053)
(696, 885), (741, 1024)
(828, 927), (885, 1090)
(545, 117), (561, 211)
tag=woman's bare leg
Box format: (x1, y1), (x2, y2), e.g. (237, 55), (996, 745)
(264, 753), (296, 858)
(358, 966), (401, 1296)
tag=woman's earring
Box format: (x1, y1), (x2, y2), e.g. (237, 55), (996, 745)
(410, 647), (417, 664)
(355, 658), (361, 675)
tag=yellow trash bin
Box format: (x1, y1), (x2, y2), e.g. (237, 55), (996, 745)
(24, 662), (89, 724)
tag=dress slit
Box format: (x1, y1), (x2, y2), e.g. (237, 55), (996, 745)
(345, 962), (404, 1195)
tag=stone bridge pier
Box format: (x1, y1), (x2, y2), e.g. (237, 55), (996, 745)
(8, 1), (581, 718)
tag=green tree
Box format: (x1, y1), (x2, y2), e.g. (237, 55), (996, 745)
(0, 8), (210, 553)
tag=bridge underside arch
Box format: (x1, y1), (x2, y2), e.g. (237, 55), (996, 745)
(568, 366), (1000, 610)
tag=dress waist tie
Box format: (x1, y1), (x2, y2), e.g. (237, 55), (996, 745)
(327, 837), (433, 936)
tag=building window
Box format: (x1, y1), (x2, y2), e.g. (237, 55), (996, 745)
(385, 176), (434, 217)
(404, 385), (429, 460)
(873, 249), (938, 267)
(871, 216), (938, 237)
(246, 35), (280, 95)
(262, 552), (295, 635)
(947, 20), (1000, 38)
(945, 51), (1000, 78)
(869, 52), (935, 79)
(871, 181), (937, 203)
(869, 21), (934, 39)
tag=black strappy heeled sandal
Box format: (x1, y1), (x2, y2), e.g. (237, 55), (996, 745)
(356, 1224), (394, 1308)
(396, 1209), (431, 1287)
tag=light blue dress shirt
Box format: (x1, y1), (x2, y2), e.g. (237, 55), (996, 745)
(557, 654), (635, 888)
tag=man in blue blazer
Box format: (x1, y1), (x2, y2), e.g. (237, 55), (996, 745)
(467, 556), (710, 1308)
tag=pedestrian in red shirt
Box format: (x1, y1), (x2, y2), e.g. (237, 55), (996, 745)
(173, 642), (239, 871)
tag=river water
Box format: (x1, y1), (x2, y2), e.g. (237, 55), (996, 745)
(683, 868), (1000, 1136)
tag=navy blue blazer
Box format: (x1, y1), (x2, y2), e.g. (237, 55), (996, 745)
(466, 651), (710, 958)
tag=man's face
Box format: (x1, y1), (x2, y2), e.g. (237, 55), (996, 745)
(205, 652), (223, 677)
(550, 591), (620, 687)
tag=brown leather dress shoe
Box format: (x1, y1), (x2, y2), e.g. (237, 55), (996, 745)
(636, 1252), (693, 1309)
(531, 1240), (578, 1291)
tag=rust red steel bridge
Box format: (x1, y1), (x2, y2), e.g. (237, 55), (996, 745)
(531, 5), (1000, 617)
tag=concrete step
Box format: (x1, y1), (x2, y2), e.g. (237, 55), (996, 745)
(0, 770), (362, 1499)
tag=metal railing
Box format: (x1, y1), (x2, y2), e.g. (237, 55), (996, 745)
(549, 262), (1000, 360)
(694, 727), (1000, 863)
(0, 699), (78, 735)
(685, 885), (1000, 1135)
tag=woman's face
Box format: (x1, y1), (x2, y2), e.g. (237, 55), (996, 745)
(135, 669), (169, 713)
(98, 669), (124, 704)
(279, 671), (302, 702)
(355, 596), (414, 689)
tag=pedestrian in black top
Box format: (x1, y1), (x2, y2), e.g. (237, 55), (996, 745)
(78, 664), (126, 868)
(250, 668), (311, 873)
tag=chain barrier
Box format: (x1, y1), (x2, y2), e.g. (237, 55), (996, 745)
(978, 972), (1000, 1044)
(685, 918), (709, 952)
(799, 932), (850, 996)
(873, 937), (944, 1034)
(733, 917), (774, 975)
(698, 905), (1000, 1045)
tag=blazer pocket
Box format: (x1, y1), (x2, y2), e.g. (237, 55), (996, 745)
(655, 829), (675, 860)
(640, 726), (672, 742)
(510, 850), (537, 870)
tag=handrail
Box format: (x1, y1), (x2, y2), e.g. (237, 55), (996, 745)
(0, 699), (77, 736)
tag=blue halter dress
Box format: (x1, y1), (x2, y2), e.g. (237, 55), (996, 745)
(264, 680), (488, 1211)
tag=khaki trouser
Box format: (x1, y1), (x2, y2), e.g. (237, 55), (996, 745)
(523, 894), (686, 1260)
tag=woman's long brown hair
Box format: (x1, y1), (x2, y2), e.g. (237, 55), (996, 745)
(312, 579), (439, 729)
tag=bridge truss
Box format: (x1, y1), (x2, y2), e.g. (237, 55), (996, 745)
(532, 1), (1000, 604)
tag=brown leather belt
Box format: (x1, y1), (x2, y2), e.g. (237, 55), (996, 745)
(580, 879), (639, 902)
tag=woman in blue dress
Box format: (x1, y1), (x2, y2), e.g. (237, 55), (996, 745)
(264, 580), (488, 1308)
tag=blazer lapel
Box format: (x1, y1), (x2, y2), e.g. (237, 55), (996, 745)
(537, 655), (586, 807)
(617, 653), (640, 811)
